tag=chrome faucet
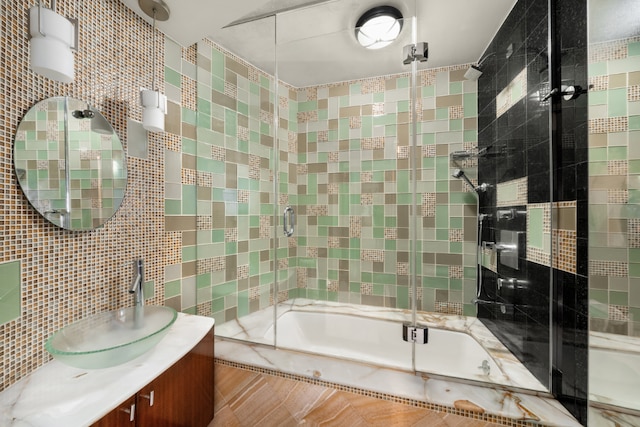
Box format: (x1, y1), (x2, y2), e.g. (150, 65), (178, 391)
(129, 259), (144, 307)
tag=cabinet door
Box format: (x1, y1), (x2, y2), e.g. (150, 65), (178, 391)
(137, 328), (215, 427)
(91, 395), (136, 427)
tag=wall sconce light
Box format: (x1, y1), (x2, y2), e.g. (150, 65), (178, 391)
(29, 0), (78, 83)
(138, 0), (170, 133)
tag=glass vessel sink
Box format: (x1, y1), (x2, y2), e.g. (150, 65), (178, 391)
(45, 306), (177, 369)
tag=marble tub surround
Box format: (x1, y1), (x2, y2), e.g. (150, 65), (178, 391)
(215, 340), (581, 426)
(0, 313), (214, 427)
(589, 331), (640, 414)
(215, 298), (547, 392)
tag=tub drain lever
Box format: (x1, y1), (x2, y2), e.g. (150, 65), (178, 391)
(403, 324), (428, 344)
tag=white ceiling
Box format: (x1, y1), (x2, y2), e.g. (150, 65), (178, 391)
(121, 0), (516, 87)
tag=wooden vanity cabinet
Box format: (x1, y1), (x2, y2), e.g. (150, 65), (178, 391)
(92, 327), (214, 427)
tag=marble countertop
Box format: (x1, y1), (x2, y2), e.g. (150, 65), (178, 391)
(0, 312), (214, 427)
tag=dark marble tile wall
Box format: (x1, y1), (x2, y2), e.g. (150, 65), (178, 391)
(551, 0), (589, 422)
(476, 0), (588, 424)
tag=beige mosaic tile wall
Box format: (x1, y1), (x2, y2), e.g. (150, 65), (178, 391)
(0, 0), (187, 391)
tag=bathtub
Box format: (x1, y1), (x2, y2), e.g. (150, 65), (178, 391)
(590, 332), (640, 412)
(266, 310), (507, 384)
(215, 298), (547, 391)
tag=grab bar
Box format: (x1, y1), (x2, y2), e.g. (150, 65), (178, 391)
(283, 206), (295, 237)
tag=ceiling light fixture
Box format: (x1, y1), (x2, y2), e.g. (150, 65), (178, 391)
(355, 6), (403, 50)
(139, 0), (170, 133)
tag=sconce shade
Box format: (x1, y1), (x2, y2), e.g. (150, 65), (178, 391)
(29, 6), (76, 83)
(140, 89), (167, 132)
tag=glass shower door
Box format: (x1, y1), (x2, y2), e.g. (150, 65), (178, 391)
(273, 0), (418, 370)
(194, 16), (280, 346)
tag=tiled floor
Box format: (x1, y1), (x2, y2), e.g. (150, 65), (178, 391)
(209, 363), (506, 427)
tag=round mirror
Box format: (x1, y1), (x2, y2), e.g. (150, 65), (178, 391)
(13, 97), (127, 230)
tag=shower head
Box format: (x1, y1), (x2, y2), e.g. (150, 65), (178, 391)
(452, 168), (490, 195)
(452, 168), (476, 192)
(464, 65), (483, 81)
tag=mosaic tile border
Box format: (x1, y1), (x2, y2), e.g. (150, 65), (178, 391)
(214, 359), (548, 427)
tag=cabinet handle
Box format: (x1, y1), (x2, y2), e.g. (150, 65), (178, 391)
(120, 403), (135, 422)
(141, 390), (155, 407)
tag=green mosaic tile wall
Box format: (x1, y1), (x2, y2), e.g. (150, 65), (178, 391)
(588, 36), (640, 335)
(192, 39), (479, 321)
(293, 67), (479, 316)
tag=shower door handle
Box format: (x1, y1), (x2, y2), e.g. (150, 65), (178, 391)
(283, 206), (295, 237)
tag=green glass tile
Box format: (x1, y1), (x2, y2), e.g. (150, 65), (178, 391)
(630, 116), (640, 131)
(464, 267), (476, 278)
(435, 156), (450, 180)
(589, 90), (607, 105)
(435, 265), (449, 277)
(463, 304), (476, 316)
(630, 249), (640, 263)
(450, 279), (462, 290)
(373, 206), (384, 226)
(436, 180), (449, 192)
(450, 119), (463, 131)
(225, 109), (237, 137)
(417, 85), (435, 99)
(385, 124), (397, 137)
(211, 49), (225, 78)
(182, 185), (197, 214)
(373, 227), (384, 238)
(436, 229), (449, 240)
(629, 41), (640, 56)
(211, 76), (224, 92)
(422, 157), (435, 169)
(164, 280), (181, 298)
(590, 289), (608, 304)
(450, 81), (463, 95)
(213, 282), (237, 299)
(608, 146), (627, 160)
(0, 261), (21, 324)
(397, 170), (410, 193)
(197, 273), (211, 289)
(588, 61), (607, 76)
(385, 240), (396, 250)
(589, 147), (608, 161)
(165, 199), (181, 215)
(608, 88), (628, 117)
(630, 263), (640, 278)
(589, 161), (608, 174)
(373, 113), (396, 127)
(423, 276), (448, 289)
(449, 242), (463, 253)
(164, 67), (181, 87)
(182, 245), (197, 262)
(422, 133), (435, 145)
(528, 207), (544, 248)
(436, 108), (449, 120)
(463, 93), (477, 117)
(435, 205), (449, 228)
(349, 238), (361, 249)
(610, 291), (629, 306)
(226, 242), (237, 254)
(373, 284), (384, 295)
(397, 286), (409, 309)
(361, 272), (372, 282)
(398, 100), (410, 113)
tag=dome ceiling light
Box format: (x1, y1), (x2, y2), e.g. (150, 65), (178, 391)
(355, 6), (403, 50)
